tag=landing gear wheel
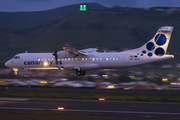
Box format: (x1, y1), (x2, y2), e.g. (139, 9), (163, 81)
(76, 71), (81, 76)
(14, 71), (17, 75)
(76, 70), (86, 76)
(80, 71), (86, 76)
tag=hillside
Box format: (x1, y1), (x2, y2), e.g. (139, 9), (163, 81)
(1, 6), (180, 68)
(0, 3), (107, 29)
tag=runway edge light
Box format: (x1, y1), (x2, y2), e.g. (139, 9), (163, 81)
(58, 107), (64, 110)
(99, 98), (105, 101)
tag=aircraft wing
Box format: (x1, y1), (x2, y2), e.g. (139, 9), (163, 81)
(64, 47), (97, 56)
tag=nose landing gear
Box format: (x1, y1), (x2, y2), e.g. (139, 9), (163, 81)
(13, 68), (18, 75)
(14, 71), (17, 75)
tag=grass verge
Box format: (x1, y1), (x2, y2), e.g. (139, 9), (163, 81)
(1, 91), (180, 103)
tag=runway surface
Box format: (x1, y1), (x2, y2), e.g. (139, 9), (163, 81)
(0, 97), (180, 116)
(1, 87), (180, 96)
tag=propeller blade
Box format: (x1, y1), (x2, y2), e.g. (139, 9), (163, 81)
(52, 48), (58, 64)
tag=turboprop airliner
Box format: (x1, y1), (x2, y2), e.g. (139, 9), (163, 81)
(5, 26), (174, 76)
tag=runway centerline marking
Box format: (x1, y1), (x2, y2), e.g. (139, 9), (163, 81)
(1, 107), (180, 115)
(0, 107), (44, 111)
(0, 97), (29, 101)
(51, 109), (180, 115)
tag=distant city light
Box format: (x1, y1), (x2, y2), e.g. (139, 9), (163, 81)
(107, 85), (115, 89)
(129, 76), (136, 79)
(61, 78), (68, 81)
(171, 83), (177, 85)
(102, 75), (109, 79)
(104, 69), (109, 71)
(50, 81), (55, 83)
(41, 81), (47, 84)
(124, 88), (129, 90)
(162, 78), (168, 82)
(24, 75), (29, 77)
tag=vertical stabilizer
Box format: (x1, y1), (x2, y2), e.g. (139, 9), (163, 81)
(135, 26), (173, 57)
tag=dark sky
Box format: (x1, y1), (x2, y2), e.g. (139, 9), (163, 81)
(1, 0), (180, 12)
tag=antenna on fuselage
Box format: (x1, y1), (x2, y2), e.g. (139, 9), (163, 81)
(25, 51), (27, 53)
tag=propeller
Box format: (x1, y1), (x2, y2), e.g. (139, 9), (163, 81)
(52, 47), (58, 65)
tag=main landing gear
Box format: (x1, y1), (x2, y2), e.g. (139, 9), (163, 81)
(76, 70), (86, 76)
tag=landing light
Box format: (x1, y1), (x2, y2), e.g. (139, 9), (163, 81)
(13, 68), (18, 72)
(43, 61), (49, 66)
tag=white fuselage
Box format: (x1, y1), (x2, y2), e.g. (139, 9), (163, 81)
(5, 50), (173, 71)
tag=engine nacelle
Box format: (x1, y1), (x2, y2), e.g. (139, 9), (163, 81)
(57, 51), (74, 58)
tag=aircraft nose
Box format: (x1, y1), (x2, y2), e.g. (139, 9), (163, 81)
(5, 61), (10, 68)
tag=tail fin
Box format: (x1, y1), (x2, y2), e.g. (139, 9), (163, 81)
(137, 26), (173, 57)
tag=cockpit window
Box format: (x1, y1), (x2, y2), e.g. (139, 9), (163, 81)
(13, 56), (20, 59)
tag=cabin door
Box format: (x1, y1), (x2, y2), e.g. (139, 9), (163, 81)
(124, 54), (130, 66)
